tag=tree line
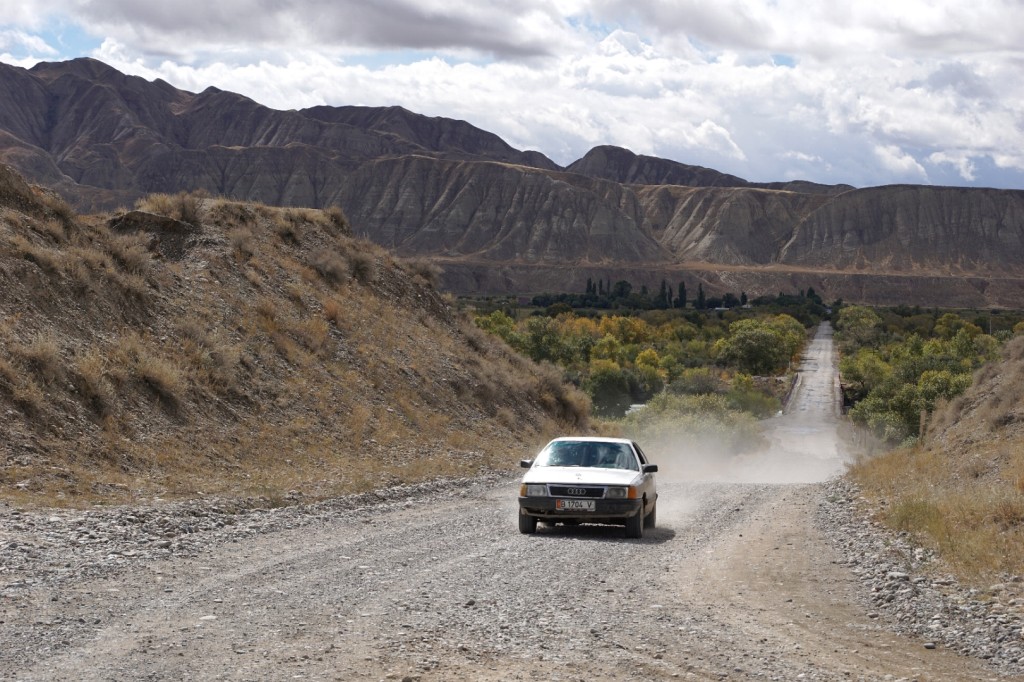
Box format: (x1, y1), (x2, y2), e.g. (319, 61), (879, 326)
(835, 305), (1023, 444)
(474, 305), (811, 418)
(530, 278), (827, 315)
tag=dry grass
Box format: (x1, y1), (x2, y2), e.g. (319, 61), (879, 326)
(135, 191), (203, 225)
(135, 351), (185, 407)
(36, 190), (77, 223)
(177, 322), (242, 395)
(10, 233), (63, 272)
(0, 354), (44, 416)
(275, 210), (304, 244)
(295, 317), (330, 354)
(13, 332), (62, 384)
(33, 217), (68, 244)
(402, 256), (443, 287)
(105, 232), (152, 276)
(322, 297), (343, 325)
(73, 347), (114, 418)
(312, 251), (349, 284)
(852, 439), (1024, 583)
(0, 181), (589, 509)
(347, 251), (377, 284)
(228, 228), (256, 259)
(112, 335), (186, 409)
(323, 204), (350, 235)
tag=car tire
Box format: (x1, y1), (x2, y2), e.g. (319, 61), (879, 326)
(519, 512), (538, 534)
(644, 502), (657, 529)
(625, 505), (644, 539)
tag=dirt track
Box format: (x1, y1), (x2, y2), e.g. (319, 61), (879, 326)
(1, 325), (1009, 680)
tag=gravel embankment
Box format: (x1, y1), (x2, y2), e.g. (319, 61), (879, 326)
(817, 478), (1024, 676)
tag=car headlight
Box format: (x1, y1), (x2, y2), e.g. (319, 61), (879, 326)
(524, 484), (547, 497)
(605, 487), (628, 499)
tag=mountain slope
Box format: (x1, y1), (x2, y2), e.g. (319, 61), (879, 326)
(301, 104), (559, 169)
(781, 184), (1024, 272)
(338, 156), (667, 263)
(1, 59), (1024, 307)
(0, 58), (555, 209)
(0, 164), (587, 505)
(568, 145), (853, 196)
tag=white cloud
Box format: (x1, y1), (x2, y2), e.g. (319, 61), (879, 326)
(874, 144), (928, 181)
(1, 1), (1023, 188)
(0, 29), (56, 55)
(68, 0), (576, 60)
(928, 151), (977, 182)
(782, 151), (822, 163)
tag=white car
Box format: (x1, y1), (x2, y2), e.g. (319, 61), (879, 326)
(518, 436), (658, 539)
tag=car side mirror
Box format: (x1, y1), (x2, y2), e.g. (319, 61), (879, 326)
(642, 464), (658, 474)
(520, 459), (534, 468)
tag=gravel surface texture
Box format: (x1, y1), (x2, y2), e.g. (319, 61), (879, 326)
(1, 475), (1018, 681)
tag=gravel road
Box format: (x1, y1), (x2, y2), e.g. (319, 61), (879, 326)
(3, 324), (1022, 680)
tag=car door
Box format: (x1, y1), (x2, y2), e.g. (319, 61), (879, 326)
(631, 441), (657, 502)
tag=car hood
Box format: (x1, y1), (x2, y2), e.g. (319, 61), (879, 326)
(521, 467), (642, 486)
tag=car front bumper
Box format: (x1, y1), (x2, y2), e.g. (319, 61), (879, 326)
(518, 496), (643, 521)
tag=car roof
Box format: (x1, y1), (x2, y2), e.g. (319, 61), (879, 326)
(547, 436), (633, 445)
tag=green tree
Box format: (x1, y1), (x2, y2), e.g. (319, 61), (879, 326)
(521, 316), (563, 363)
(612, 280), (632, 299)
(676, 281), (687, 309)
(475, 310), (519, 348)
(835, 305), (883, 352)
(765, 314), (806, 362)
(591, 334), (625, 364)
(933, 313), (982, 340)
(716, 319), (792, 375)
(658, 280), (670, 309)
(838, 348), (891, 402)
(584, 359), (633, 417)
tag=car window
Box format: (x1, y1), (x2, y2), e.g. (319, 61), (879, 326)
(535, 441), (585, 467)
(610, 444), (639, 471)
(535, 441), (639, 470)
(632, 442), (648, 465)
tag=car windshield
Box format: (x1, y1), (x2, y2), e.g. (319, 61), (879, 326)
(535, 441), (639, 470)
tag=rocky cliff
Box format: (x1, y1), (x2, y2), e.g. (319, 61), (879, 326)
(338, 156), (666, 263)
(1, 58), (1023, 307)
(568, 145), (853, 196)
(781, 185), (1024, 273)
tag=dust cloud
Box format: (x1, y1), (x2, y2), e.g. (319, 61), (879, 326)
(643, 323), (857, 485)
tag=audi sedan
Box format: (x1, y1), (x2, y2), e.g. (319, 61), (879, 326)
(517, 436), (658, 539)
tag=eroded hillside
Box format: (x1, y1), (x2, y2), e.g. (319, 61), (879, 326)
(0, 164), (587, 506)
(3, 58), (1024, 308)
(926, 334), (1024, 469)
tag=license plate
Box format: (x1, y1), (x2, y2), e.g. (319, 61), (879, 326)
(556, 499), (595, 512)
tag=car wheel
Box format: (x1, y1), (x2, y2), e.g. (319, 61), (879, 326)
(644, 502), (657, 529)
(519, 512), (538, 534)
(625, 505), (644, 539)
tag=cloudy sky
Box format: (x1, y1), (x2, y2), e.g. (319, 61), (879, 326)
(2, 0), (1023, 189)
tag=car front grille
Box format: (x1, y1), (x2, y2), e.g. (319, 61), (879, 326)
(548, 485), (605, 498)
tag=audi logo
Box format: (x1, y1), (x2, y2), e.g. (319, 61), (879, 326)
(567, 488), (587, 496)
